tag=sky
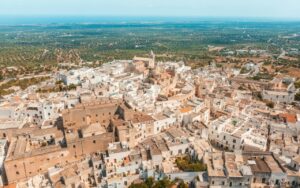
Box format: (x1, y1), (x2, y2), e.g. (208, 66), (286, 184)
(0, 0), (300, 19)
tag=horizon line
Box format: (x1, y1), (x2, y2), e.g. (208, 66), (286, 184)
(1, 15), (300, 26)
(1, 15), (300, 20)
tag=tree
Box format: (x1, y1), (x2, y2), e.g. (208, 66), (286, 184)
(145, 177), (154, 188)
(266, 101), (274, 108)
(232, 120), (238, 126)
(238, 86), (245, 90)
(295, 92), (300, 101)
(175, 156), (207, 172)
(257, 92), (262, 100)
(55, 80), (63, 85)
(67, 84), (77, 90)
(129, 177), (176, 188)
(178, 181), (188, 188)
(295, 81), (300, 89)
(153, 178), (173, 188)
(128, 183), (148, 188)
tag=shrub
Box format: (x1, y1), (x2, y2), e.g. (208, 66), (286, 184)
(266, 101), (275, 108)
(295, 81), (300, 89)
(175, 156), (207, 172)
(295, 92), (300, 101)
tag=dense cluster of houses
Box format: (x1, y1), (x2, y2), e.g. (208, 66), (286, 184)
(0, 52), (299, 188)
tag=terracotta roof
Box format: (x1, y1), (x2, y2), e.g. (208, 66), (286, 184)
(4, 184), (16, 188)
(180, 106), (193, 113)
(279, 113), (297, 123)
(131, 113), (154, 123)
(249, 158), (271, 173)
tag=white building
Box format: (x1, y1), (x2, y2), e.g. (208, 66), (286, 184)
(153, 114), (176, 134)
(0, 139), (8, 186)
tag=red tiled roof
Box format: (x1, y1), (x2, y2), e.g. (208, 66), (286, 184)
(4, 184), (16, 188)
(279, 113), (297, 123)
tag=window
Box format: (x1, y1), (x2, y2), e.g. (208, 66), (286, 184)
(73, 145), (76, 148)
(16, 171), (19, 175)
(93, 140), (96, 144)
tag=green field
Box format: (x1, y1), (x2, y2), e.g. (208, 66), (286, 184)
(0, 20), (299, 70)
